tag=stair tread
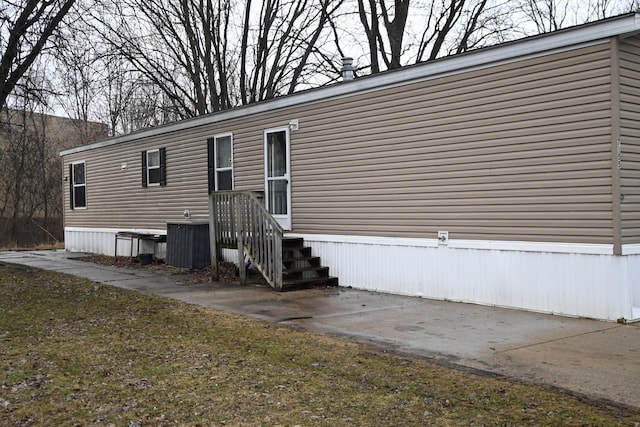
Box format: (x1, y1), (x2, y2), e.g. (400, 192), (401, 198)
(283, 250), (314, 256)
(283, 247), (312, 253)
(282, 255), (320, 263)
(282, 246), (311, 250)
(282, 276), (339, 289)
(284, 266), (329, 273)
(282, 237), (304, 246)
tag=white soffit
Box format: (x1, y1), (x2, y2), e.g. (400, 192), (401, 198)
(61, 13), (640, 157)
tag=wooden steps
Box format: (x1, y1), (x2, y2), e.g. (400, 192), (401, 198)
(211, 191), (339, 292)
(281, 237), (338, 290)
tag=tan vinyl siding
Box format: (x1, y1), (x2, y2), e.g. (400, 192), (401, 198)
(64, 127), (213, 229)
(64, 42), (616, 244)
(620, 36), (640, 245)
(291, 43), (614, 243)
(62, 117), (273, 230)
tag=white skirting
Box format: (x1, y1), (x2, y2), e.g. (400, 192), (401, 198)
(65, 227), (640, 321)
(290, 233), (640, 322)
(64, 227), (167, 259)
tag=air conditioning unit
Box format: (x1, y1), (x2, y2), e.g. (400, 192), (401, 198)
(166, 220), (210, 269)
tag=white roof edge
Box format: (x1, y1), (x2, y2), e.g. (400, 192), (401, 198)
(61, 12), (640, 157)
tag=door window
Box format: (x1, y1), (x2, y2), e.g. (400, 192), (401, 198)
(266, 131), (288, 214)
(264, 127), (291, 229)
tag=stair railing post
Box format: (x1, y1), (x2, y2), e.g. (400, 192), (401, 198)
(274, 229), (283, 291)
(235, 194), (247, 285)
(208, 193), (219, 281)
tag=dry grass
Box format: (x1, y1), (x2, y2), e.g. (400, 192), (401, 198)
(0, 242), (64, 252)
(1, 263), (638, 426)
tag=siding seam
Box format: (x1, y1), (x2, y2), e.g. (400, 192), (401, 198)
(611, 38), (623, 255)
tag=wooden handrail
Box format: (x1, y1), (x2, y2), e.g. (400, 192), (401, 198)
(209, 191), (284, 290)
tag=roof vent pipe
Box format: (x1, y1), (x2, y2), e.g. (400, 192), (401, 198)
(341, 57), (354, 81)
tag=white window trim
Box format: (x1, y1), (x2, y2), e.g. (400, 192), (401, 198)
(146, 148), (161, 187)
(214, 132), (234, 191)
(72, 161), (87, 210)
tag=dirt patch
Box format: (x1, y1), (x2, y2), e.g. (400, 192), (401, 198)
(76, 255), (266, 285)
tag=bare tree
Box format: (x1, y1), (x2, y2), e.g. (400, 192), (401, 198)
(89, 0), (204, 119)
(352, 0), (515, 74)
(0, 61), (103, 246)
(88, 0), (243, 118)
(587, 0), (616, 19)
(510, 0), (640, 39)
(357, 0), (409, 72)
(586, 0), (638, 19)
(54, 24), (102, 140)
(240, 0), (345, 103)
(417, 0), (493, 61)
(0, 85), (51, 240)
(0, 0), (76, 110)
(99, 60), (170, 135)
(351, 0), (635, 74)
(88, 0), (344, 122)
(516, 0), (570, 32)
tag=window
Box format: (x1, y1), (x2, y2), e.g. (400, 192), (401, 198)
(208, 134), (233, 192)
(69, 161), (86, 209)
(142, 148), (166, 187)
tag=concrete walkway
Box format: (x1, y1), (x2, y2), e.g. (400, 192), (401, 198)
(1, 250), (639, 410)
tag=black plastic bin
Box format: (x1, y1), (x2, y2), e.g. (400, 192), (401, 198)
(139, 253), (154, 265)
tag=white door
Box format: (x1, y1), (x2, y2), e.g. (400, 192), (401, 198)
(264, 127), (291, 230)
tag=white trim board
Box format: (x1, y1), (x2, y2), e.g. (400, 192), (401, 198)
(622, 244), (640, 255)
(287, 233), (614, 255)
(67, 228), (628, 255)
(65, 226), (167, 235)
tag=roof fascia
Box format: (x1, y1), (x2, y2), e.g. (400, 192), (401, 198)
(61, 13), (640, 157)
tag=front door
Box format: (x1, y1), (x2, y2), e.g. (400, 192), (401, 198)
(264, 127), (291, 230)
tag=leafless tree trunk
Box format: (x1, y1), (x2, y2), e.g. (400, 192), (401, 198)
(357, 0), (410, 71)
(455, 0), (489, 53)
(357, 0), (383, 73)
(415, 0), (500, 61)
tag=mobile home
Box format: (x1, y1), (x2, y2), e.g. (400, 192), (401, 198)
(61, 13), (640, 321)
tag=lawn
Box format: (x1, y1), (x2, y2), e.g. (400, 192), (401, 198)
(0, 263), (638, 426)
